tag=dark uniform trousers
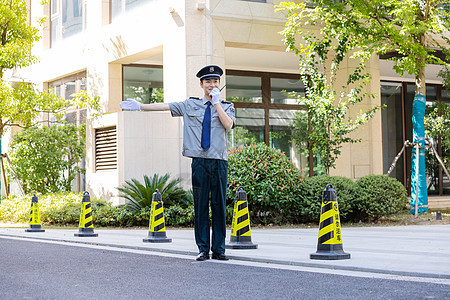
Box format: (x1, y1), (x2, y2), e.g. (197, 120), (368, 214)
(191, 157), (228, 254)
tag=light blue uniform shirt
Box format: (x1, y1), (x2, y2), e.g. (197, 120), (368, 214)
(169, 97), (236, 161)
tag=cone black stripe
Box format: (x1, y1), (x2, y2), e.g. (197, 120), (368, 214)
(311, 184), (350, 260)
(143, 189), (171, 243)
(227, 188), (257, 249)
(74, 192), (98, 237)
(237, 214), (248, 223)
(154, 223), (165, 232)
(319, 216), (333, 230)
(236, 225), (250, 236)
(322, 202), (333, 214)
(318, 231), (334, 244)
(29, 206), (33, 223)
(238, 202), (248, 210)
(154, 213), (163, 221)
(25, 195), (45, 232)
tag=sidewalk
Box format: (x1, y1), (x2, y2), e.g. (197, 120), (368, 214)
(1, 225), (449, 279)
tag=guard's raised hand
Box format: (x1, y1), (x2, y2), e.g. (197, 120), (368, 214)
(209, 88), (221, 105)
(120, 99), (141, 111)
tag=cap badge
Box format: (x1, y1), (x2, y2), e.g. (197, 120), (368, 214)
(209, 67), (214, 72)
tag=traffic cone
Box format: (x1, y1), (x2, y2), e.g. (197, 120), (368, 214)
(226, 187), (257, 249)
(74, 192), (98, 237)
(310, 184), (350, 260)
(143, 189), (171, 243)
(25, 194), (45, 232)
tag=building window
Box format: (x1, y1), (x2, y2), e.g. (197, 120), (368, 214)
(226, 70), (308, 172)
(47, 72), (87, 191)
(110, 0), (153, 21)
(381, 82), (404, 184)
(48, 72), (86, 100)
(270, 77), (305, 104)
(122, 65), (163, 104)
(226, 75), (262, 103)
(51, 0), (86, 46)
(229, 108), (265, 146)
(48, 72), (87, 125)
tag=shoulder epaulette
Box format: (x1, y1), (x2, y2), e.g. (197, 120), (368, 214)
(221, 100), (231, 104)
(189, 97), (200, 100)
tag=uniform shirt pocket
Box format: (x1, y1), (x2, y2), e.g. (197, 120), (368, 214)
(211, 115), (222, 128)
(186, 109), (203, 127)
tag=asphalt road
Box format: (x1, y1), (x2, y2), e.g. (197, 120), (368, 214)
(1, 238), (449, 300)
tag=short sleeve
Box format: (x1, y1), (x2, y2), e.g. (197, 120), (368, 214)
(169, 101), (186, 117)
(224, 102), (236, 129)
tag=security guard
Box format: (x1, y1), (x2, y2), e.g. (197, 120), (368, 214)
(120, 65), (235, 261)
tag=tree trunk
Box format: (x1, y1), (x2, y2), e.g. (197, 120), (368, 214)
(411, 38), (428, 215)
(415, 65), (426, 96)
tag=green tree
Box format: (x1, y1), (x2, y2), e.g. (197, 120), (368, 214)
(278, 3), (381, 174)
(277, 1), (450, 179)
(0, 0), (58, 136)
(0, 1), (99, 137)
(0, 0), (44, 78)
(8, 124), (86, 194)
(0, 1), (100, 194)
(279, 1), (450, 94)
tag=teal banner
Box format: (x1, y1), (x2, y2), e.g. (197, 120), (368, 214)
(410, 94), (428, 214)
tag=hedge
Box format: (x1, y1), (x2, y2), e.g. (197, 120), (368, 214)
(227, 144), (306, 224)
(295, 175), (358, 223)
(354, 175), (408, 221)
(0, 175), (409, 226)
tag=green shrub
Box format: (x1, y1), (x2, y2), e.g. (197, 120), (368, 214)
(0, 191), (196, 228)
(354, 175), (408, 221)
(165, 204), (195, 227)
(0, 193), (83, 224)
(8, 124), (85, 194)
(296, 175), (358, 223)
(0, 195), (30, 223)
(42, 200), (80, 225)
(117, 173), (187, 212)
(112, 207), (151, 227)
(227, 144), (306, 224)
(0, 192), (114, 226)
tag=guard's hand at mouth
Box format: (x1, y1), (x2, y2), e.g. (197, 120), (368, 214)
(209, 88), (221, 105)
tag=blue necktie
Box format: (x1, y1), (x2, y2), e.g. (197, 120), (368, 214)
(201, 102), (211, 151)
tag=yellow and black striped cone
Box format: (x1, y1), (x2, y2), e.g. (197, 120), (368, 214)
(143, 189), (171, 243)
(25, 194), (45, 233)
(74, 192), (98, 237)
(310, 184), (350, 260)
(226, 187), (257, 249)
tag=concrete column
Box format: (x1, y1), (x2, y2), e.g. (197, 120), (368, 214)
(160, 1), (229, 189)
(329, 55), (383, 179)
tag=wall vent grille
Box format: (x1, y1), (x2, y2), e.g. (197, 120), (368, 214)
(95, 126), (117, 171)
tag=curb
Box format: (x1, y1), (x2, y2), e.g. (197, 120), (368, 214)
(1, 232), (449, 280)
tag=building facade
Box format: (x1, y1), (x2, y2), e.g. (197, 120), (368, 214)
(8, 0), (449, 203)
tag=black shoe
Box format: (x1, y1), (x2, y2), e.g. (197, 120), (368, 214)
(196, 252), (209, 261)
(211, 253), (229, 261)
